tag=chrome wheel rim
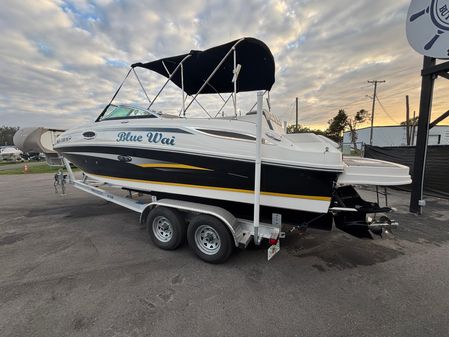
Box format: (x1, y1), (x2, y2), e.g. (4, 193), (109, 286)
(152, 216), (173, 242)
(194, 225), (221, 255)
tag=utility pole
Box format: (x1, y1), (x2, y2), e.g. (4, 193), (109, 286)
(295, 97), (299, 132)
(406, 95), (410, 145)
(411, 110), (417, 145)
(368, 80), (386, 145)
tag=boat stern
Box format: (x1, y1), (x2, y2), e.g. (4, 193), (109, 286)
(337, 157), (412, 186)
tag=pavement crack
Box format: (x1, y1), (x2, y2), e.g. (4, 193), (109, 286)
(84, 236), (99, 255)
(158, 288), (175, 303)
(170, 273), (184, 285)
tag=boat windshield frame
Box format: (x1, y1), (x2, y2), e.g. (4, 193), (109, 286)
(97, 104), (160, 122)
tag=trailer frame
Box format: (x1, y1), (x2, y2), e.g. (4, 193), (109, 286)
(62, 156), (283, 262)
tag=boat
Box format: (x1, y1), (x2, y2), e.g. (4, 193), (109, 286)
(52, 37), (411, 230)
(0, 146), (23, 161)
(14, 127), (65, 166)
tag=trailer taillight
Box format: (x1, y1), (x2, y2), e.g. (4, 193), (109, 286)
(269, 238), (278, 245)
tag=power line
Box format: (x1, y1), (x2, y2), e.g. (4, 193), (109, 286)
(375, 65), (421, 78)
(301, 97), (368, 111)
(378, 86), (418, 101)
(376, 95), (400, 124)
(368, 80), (386, 145)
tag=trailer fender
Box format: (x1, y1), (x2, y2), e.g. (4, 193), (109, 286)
(140, 204), (157, 225)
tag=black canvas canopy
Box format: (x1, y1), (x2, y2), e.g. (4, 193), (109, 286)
(131, 37), (275, 95)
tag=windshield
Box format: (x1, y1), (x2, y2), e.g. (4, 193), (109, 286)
(99, 105), (157, 121)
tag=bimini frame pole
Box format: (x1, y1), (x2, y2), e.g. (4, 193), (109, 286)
(247, 90), (267, 114)
(184, 38), (245, 114)
(253, 91), (263, 245)
(95, 68), (132, 121)
(214, 94), (234, 117)
(132, 68), (152, 105)
(233, 47), (237, 116)
(181, 63), (185, 117)
(147, 54), (192, 110)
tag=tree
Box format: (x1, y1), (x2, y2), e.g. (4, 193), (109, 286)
(287, 124), (306, 134)
(347, 109), (369, 149)
(400, 116), (418, 126)
(287, 108), (368, 145)
(287, 124), (327, 136)
(326, 109), (348, 143)
(0, 126), (19, 146)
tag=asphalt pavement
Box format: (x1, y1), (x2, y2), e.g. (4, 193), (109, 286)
(0, 173), (448, 337)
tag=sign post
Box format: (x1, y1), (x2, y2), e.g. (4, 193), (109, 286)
(406, 0), (449, 213)
(409, 57), (435, 214)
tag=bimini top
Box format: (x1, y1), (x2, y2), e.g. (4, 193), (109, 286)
(131, 37), (275, 95)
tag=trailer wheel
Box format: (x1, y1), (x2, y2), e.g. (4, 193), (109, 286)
(187, 215), (233, 264)
(147, 207), (186, 250)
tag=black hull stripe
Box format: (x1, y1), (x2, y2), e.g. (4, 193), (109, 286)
(57, 144), (343, 172)
(60, 146), (338, 198)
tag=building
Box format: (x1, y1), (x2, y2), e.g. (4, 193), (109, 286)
(343, 125), (449, 147)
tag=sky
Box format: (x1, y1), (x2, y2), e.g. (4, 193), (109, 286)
(0, 0), (448, 130)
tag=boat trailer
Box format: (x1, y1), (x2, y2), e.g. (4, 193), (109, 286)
(55, 159), (398, 263)
(56, 157), (283, 263)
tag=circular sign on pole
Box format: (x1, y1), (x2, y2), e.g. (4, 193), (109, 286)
(407, 0), (449, 58)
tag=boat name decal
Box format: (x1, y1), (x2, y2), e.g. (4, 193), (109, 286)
(116, 131), (175, 146)
(56, 136), (71, 144)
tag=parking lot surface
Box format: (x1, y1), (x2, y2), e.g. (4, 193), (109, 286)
(1, 173), (449, 337)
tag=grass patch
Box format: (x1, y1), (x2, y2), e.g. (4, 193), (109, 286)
(0, 161), (27, 166)
(0, 163), (66, 175)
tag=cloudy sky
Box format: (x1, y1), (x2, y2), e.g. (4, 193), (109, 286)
(0, 0), (448, 130)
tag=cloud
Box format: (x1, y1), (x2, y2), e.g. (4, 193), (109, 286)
(0, 0), (447, 130)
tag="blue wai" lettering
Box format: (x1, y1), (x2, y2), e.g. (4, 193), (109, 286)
(116, 132), (175, 146)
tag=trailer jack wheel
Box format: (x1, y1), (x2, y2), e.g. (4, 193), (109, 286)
(187, 215), (233, 264)
(147, 207), (186, 250)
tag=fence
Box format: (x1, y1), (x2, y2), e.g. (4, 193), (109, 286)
(364, 145), (449, 199)
(341, 142), (365, 156)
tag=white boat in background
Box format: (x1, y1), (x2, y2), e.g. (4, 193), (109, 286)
(14, 127), (65, 166)
(0, 146), (23, 161)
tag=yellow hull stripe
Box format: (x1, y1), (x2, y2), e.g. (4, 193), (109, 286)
(136, 163), (211, 171)
(89, 173), (332, 202)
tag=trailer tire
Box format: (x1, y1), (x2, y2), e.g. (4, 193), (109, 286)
(147, 207), (186, 250)
(187, 214), (233, 264)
